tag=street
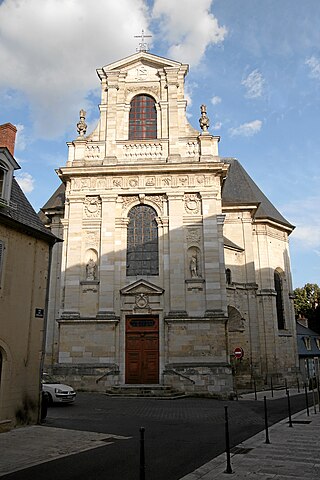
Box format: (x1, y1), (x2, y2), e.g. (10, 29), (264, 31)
(3, 391), (309, 480)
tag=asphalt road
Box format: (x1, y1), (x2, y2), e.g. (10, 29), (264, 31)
(4, 392), (310, 480)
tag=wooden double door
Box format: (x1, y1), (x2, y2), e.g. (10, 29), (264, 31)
(125, 316), (159, 384)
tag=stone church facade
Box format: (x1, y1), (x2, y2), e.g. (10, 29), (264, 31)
(41, 50), (299, 395)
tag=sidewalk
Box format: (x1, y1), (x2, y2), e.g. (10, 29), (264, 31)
(180, 407), (320, 479)
(238, 386), (308, 401)
(0, 427), (130, 477)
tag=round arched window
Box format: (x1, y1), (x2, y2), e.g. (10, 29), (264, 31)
(129, 95), (157, 140)
(127, 204), (159, 276)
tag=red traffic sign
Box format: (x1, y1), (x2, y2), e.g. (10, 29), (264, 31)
(233, 347), (244, 359)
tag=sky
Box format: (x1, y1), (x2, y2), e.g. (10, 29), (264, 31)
(0, 0), (319, 289)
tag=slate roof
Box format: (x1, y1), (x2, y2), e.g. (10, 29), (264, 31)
(296, 322), (320, 357)
(40, 158), (294, 231)
(39, 182), (65, 224)
(223, 236), (244, 251)
(0, 178), (58, 244)
(222, 158), (294, 229)
(41, 182), (65, 212)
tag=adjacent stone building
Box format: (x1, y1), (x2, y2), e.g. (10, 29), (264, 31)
(0, 123), (58, 431)
(41, 50), (299, 395)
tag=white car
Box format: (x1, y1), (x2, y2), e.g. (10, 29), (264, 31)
(42, 373), (76, 405)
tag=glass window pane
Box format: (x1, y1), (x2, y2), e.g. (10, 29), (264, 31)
(127, 204), (159, 275)
(129, 95), (157, 140)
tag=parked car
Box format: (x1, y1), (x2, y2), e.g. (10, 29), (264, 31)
(42, 373), (76, 405)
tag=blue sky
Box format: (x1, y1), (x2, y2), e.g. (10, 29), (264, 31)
(0, 0), (319, 288)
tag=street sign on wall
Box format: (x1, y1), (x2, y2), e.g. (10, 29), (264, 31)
(233, 347), (244, 359)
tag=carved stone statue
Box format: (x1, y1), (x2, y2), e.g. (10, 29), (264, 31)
(199, 104), (210, 133)
(190, 255), (198, 278)
(86, 258), (96, 280)
(77, 109), (87, 136)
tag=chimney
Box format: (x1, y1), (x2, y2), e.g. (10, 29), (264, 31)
(0, 123), (17, 156)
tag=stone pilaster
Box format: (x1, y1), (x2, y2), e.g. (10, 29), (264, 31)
(167, 193), (186, 314)
(201, 192), (225, 315)
(61, 195), (84, 315)
(97, 194), (118, 318)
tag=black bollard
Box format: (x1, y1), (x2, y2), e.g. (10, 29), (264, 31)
(286, 391), (293, 427)
(224, 406), (233, 474)
(304, 383), (310, 417)
(254, 379), (257, 401)
(285, 378), (288, 394)
(270, 377), (274, 398)
(316, 376), (320, 407)
(264, 396), (270, 444)
(297, 377), (300, 393)
(139, 427), (145, 480)
(311, 383), (317, 414)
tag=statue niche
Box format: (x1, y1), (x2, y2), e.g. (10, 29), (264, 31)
(85, 249), (98, 281)
(187, 247), (201, 279)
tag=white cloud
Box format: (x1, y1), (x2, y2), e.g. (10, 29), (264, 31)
(15, 172), (35, 193)
(284, 195), (320, 250)
(184, 81), (198, 108)
(241, 69), (265, 98)
(152, 0), (227, 65)
(229, 120), (262, 137)
(211, 96), (221, 105)
(212, 121), (222, 130)
(0, 0), (149, 139)
(291, 226), (320, 249)
(15, 124), (27, 151)
(305, 56), (320, 80)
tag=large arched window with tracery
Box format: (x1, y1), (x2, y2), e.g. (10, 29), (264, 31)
(274, 270), (285, 329)
(129, 94), (157, 140)
(127, 205), (159, 276)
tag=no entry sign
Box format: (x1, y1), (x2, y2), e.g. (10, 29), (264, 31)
(233, 347), (244, 359)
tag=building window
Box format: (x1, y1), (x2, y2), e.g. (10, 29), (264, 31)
(0, 164), (7, 201)
(315, 338), (320, 350)
(303, 337), (312, 351)
(129, 94), (157, 140)
(274, 270), (285, 329)
(226, 268), (232, 285)
(127, 205), (159, 276)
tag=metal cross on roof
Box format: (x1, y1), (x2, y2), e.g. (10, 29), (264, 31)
(134, 29), (152, 52)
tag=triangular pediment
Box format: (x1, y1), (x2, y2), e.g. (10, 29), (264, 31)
(101, 51), (184, 73)
(120, 279), (164, 296)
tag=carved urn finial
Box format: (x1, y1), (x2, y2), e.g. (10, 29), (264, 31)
(77, 109), (87, 137)
(199, 104), (210, 133)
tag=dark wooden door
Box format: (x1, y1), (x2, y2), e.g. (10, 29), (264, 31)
(125, 317), (159, 384)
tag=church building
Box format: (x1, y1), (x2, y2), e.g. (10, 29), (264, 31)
(41, 47), (299, 395)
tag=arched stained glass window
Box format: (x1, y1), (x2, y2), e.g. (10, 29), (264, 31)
(127, 205), (159, 276)
(274, 270), (285, 329)
(129, 94), (157, 140)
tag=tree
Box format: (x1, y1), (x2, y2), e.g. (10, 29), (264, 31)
(294, 283), (320, 333)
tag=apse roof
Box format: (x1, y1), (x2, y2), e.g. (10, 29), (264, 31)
(221, 158), (294, 229)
